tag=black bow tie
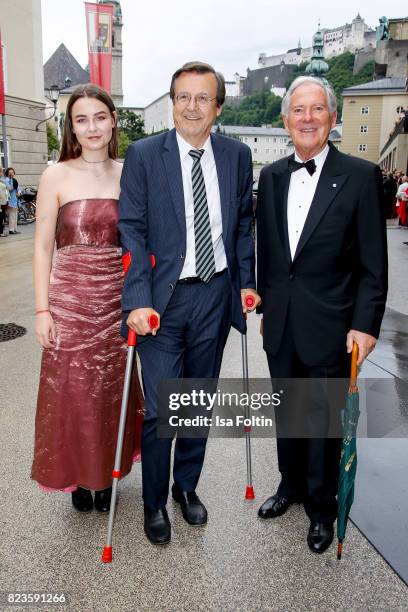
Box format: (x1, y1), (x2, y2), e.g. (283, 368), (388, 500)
(288, 158), (316, 176)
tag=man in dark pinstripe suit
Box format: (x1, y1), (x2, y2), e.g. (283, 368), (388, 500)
(119, 61), (260, 545)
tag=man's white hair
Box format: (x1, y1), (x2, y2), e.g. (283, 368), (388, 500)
(281, 76), (337, 117)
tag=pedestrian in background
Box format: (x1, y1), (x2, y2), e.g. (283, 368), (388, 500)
(383, 171), (397, 219)
(4, 167), (20, 235)
(396, 175), (408, 228)
(0, 167), (9, 237)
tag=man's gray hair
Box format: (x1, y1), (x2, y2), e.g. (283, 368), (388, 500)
(281, 76), (337, 116)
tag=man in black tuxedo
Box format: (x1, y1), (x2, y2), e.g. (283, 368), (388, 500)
(256, 76), (388, 553)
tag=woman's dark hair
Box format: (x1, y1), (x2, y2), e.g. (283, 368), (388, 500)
(5, 168), (18, 190)
(169, 61), (226, 107)
(59, 84), (118, 162)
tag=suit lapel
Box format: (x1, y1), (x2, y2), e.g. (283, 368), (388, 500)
(161, 129), (186, 240)
(211, 133), (230, 241)
(293, 145), (349, 262)
(274, 166), (292, 264)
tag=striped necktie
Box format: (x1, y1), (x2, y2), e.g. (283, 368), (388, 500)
(189, 149), (216, 283)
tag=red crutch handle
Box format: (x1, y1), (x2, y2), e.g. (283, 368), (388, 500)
(122, 252), (156, 274)
(245, 295), (255, 308)
(127, 314), (159, 347)
(243, 294), (256, 321)
(149, 314), (159, 330)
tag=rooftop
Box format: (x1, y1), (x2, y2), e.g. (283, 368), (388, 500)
(44, 43), (89, 91)
(214, 125), (288, 136)
(343, 77), (407, 94)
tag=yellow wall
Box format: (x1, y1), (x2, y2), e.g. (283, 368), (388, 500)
(341, 95), (382, 163)
(341, 91), (408, 163)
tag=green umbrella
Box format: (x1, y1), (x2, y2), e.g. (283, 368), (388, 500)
(337, 342), (360, 560)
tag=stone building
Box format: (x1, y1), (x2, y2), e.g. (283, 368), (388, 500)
(340, 77), (408, 164)
(1, 0), (47, 186)
(242, 64), (296, 98)
(375, 17), (408, 79)
(217, 125), (290, 168)
(258, 14), (375, 69)
(142, 93), (173, 134)
(379, 113), (408, 173)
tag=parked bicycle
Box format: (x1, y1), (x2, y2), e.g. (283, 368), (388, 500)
(4, 186), (37, 227)
(17, 187), (37, 224)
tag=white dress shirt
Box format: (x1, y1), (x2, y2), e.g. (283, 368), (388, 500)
(287, 145), (330, 260)
(176, 132), (227, 279)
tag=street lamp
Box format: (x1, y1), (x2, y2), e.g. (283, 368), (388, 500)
(35, 84), (60, 131)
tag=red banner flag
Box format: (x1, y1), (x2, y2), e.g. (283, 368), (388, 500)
(0, 30), (6, 115)
(85, 2), (113, 94)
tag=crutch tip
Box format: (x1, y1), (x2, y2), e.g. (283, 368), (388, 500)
(245, 485), (255, 500)
(101, 546), (113, 563)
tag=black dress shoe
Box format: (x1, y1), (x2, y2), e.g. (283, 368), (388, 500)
(144, 506), (171, 545)
(71, 487), (93, 512)
(172, 483), (207, 526)
(307, 522), (334, 553)
(258, 494), (293, 519)
(94, 487), (112, 512)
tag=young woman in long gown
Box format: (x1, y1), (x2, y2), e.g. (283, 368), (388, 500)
(31, 84), (143, 512)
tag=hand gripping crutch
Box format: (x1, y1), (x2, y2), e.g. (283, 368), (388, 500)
(101, 314), (158, 563)
(101, 252), (158, 564)
(242, 294), (255, 500)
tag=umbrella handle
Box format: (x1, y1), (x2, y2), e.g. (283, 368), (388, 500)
(349, 342), (358, 389)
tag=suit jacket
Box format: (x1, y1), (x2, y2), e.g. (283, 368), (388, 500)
(256, 142), (388, 367)
(118, 128), (255, 336)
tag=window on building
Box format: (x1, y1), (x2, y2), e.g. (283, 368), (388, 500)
(254, 137), (257, 143)
(358, 144), (367, 152)
(360, 125), (368, 133)
(254, 148), (258, 153)
(265, 149), (269, 154)
(266, 137), (269, 142)
(244, 137), (248, 142)
(361, 106), (369, 115)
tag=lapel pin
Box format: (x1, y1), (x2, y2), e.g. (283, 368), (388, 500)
(332, 183), (337, 188)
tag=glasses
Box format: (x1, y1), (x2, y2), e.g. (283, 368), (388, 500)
(175, 93), (217, 107)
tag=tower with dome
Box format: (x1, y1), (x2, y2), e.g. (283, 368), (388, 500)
(306, 24), (329, 78)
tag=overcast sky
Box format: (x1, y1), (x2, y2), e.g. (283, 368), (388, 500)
(41, 1), (404, 106)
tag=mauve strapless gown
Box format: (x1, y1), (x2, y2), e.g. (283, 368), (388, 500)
(31, 198), (144, 491)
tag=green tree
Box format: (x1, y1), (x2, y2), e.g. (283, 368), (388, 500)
(118, 131), (130, 158)
(46, 123), (59, 157)
(217, 91), (283, 127)
(117, 109), (146, 142)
